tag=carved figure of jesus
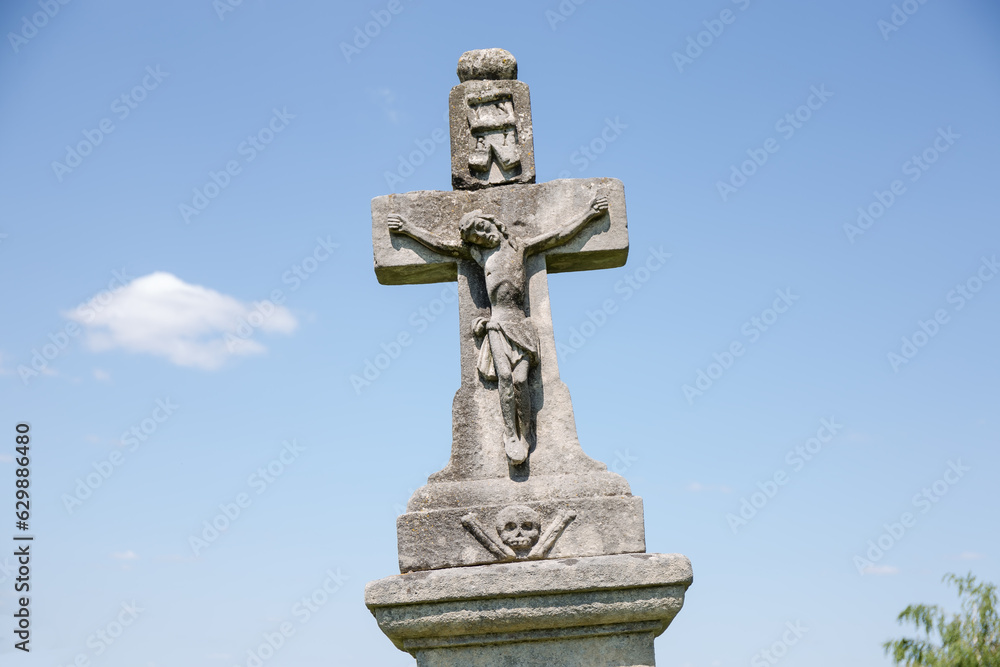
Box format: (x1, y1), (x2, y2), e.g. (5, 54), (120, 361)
(387, 195), (609, 465)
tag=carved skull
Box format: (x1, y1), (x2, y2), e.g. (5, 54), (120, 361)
(495, 505), (541, 552)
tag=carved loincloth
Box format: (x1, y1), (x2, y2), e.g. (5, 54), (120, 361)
(476, 317), (539, 381)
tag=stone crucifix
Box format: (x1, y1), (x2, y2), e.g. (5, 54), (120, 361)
(386, 196), (608, 463)
(366, 51), (691, 667)
(371, 48), (628, 472)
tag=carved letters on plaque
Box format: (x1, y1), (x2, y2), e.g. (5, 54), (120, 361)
(466, 88), (520, 180)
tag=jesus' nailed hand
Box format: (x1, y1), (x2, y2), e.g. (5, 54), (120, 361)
(387, 195), (609, 466)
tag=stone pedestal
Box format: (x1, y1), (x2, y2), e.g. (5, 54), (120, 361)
(365, 553), (692, 667)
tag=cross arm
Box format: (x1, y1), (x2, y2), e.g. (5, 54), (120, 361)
(388, 214), (472, 261)
(525, 195), (609, 255)
(371, 178), (628, 285)
(372, 191), (469, 286)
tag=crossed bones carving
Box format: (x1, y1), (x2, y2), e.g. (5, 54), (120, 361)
(461, 505), (577, 562)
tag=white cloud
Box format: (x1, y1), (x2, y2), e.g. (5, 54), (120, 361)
(93, 368), (111, 381)
(863, 565), (899, 576)
(111, 550), (139, 560)
(953, 551), (985, 561)
(65, 272), (297, 370)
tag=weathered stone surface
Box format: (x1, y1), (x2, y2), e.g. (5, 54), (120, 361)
(451, 49), (528, 190)
(397, 496), (645, 572)
(367, 553), (692, 605)
(449, 78), (534, 190)
(457, 48), (518, 82)
(412, 631), (658, 667)
(365, 553), (692, 665)
(406, 470), (632, 511)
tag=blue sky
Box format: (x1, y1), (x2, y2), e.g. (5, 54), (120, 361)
(1, 1), (998, 665)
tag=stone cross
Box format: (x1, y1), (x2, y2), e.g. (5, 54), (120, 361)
(372, 49), (628, 467)
(370, 49), (640, 573)
(365, 50), (691, 667)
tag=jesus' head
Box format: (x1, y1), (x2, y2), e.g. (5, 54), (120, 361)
(459, 210), (504, 248)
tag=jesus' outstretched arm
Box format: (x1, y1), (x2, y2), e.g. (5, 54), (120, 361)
(524, 196), (609, 255)
(387, 214), (472, 260)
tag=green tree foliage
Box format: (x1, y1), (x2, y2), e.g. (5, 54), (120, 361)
(884, 573), (1000, 666)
